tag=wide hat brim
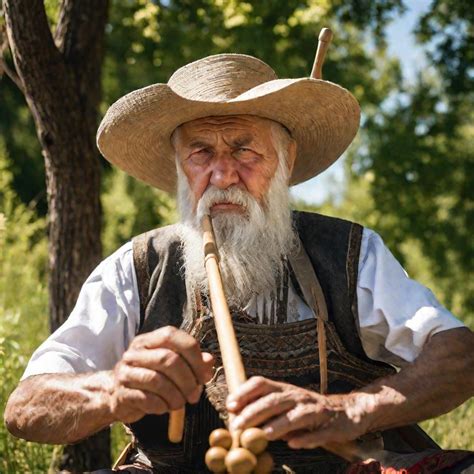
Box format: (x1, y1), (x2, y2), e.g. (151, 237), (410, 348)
(97, 77), (360, 194)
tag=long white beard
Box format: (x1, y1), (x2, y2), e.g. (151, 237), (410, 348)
(176, 158), (297, 307)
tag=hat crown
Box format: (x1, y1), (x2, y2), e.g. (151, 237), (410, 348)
(168, 54), (278, 102)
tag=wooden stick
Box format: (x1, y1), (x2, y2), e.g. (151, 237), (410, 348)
(310, 27), (333, 80)
(168, 408), (185, 443)
(309, 29), (379, 462)
(317, 317), (328, 394)
(202, 214), (247, 395)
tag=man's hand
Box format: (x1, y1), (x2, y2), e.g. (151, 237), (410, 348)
(110, 326), (214, 423)
(226, 329), (474, 451)
(4, 325), (214, 444)
(226, 376), (372, 449)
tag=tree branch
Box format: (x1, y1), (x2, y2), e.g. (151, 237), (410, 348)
(3, 0), (76, 155)
(55, 0), (109, 134)
(3, 0), (65, 92)
(3, 0), (108, 166)
(0, 54), (24, 94)
(55, 0), (109, 64)
(0, 23), (25, 94)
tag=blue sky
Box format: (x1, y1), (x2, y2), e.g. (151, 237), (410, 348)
(290, 0), (432, 204)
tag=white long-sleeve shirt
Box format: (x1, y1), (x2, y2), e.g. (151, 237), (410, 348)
(22, 228), (464, 379)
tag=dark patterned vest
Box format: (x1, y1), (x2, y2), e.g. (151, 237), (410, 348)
(128, 211), (436, 473)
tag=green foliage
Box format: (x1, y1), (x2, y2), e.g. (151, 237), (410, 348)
(101, 168), (177, 256)
(0, 79), (45, 213)
(416, 0), (474, 96)
(102, 0), (402, 107)
(0, 140), (47, 329)
(361, 93), (474, 317)
(354, 0), (474, 317)
(0, 142), (54, 472)
(421, 398), (474, 450)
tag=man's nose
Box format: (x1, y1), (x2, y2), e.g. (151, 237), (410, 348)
(209, 154), (240, 189)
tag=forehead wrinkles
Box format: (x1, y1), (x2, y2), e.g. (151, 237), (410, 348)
(181, 115), (271, 135)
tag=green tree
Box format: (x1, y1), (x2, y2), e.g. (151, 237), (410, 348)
(355, 0), (474, 317)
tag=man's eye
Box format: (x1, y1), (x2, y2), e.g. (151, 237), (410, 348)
(234, 147), (254, 156)
(234, 147), (258, 162)
(189, 149), (212, 165)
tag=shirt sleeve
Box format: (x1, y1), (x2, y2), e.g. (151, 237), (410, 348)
(21, 242), (140, 379)
(357, 228), (465, 367)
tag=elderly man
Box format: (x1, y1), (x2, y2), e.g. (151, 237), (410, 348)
(5, 54), (474, 473)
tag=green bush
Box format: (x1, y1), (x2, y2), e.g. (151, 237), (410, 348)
(0, 143), (54, 472)
(101, 167), (176, 256)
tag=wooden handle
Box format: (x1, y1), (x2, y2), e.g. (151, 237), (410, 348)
(168, 408), (185, 443)
(310, 27), (333, 79)
(202, 215), (247, 394)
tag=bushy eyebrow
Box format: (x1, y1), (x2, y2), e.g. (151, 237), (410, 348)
(188, 140), (211, 149)
(187, 134), (255, 149)
(231, 135), (253, 147)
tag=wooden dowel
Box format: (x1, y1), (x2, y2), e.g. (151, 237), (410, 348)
(168, 407), (185, 443)
(202, 215), (247, 395)
(317, 317), (328, 394)
(310, 27), (333, 80)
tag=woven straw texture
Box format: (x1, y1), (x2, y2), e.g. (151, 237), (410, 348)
(97, 54), (360, 193)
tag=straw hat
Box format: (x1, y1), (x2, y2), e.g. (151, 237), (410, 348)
(97, 54), (360, 193)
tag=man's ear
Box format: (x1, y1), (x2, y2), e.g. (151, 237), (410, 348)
(286, 139), (297, 179)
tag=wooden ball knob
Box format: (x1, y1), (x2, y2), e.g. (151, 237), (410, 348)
(225, 447), (257, 474)
(205, 446), (228, 473)
(240, 427), (268, 455)
(209, 428), (232, 450)
(254, 451), (274, 474)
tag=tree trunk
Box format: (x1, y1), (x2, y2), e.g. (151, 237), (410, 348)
(4, 0), (111, 470)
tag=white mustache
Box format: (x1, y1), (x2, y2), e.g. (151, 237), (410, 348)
(196, 186), (259, 218)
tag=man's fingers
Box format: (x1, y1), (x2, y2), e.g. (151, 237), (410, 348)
(227, 376), (281, 412)
(116, 365), (187, 410)
(287, 430), (324, 449)
(110, 386), (168, 423)
(135, 389), (169, 416)
(132, 326), (214, 384)
(124, 347), (201, 403)
(286, 414), (351, 449)
(231, 392), (295, 431)
(262, 405), (327, 440)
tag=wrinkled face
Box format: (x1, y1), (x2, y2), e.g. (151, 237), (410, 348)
(173, 115), (298, 303)
(172, 115), (295, 215)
